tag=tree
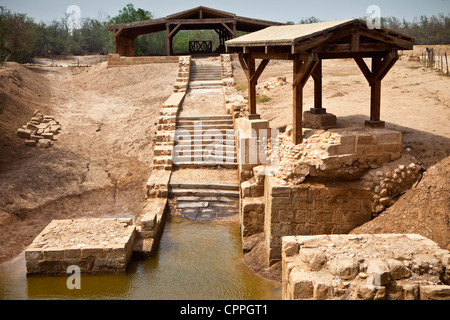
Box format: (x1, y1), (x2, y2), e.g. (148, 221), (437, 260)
(72, 18), (110, 55)
(298, 17), (322, 24)
(108, 3), (152, 25)
(0, 7), (38, 63)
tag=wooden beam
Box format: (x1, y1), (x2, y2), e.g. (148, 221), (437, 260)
(312, 60), (323, 109)
(293, 55), (319, 88)
(370, 57), (382, 121)
(238, 53), (251, 81)
(293, 26), (357, 52)
(293, 55), (303, 144)
(168, 18), (236, 25)
(166, 25), (172, 56)
(354, 57), (372, 83)
(169, 23), (182, 38)
(250, 59), (270, 84)
(221, 22), (236, 37)
(372, 51), (399, 82)
(351, 29), (360, 52)
(358, 29), (414, 50)
(247, 56), (257, 114)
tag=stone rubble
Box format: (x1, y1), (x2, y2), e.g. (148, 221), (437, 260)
(282, 234), (450, 300)
(17, 110), (61, 148)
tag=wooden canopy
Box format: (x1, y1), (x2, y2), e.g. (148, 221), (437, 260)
(105, 6), (284, 56)
(226, 19), (415, 144)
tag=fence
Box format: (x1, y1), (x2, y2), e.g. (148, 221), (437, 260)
(422, 48), (449, 76)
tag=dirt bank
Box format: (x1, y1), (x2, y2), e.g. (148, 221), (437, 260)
(351, 155), (450, 250)
(0, 61), (178, 264)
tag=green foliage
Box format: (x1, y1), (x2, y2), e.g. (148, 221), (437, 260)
(298, 17), (322, 24)
(107, 3), (154, 56)
(0, 7), (38, 62)
(108, 3), (152, 25)
(362, 13), (450, 45)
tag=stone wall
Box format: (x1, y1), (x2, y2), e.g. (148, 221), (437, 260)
(134, 56), (191, 256)
(26, 219), (136, 276)
(274, 127), (404, 183)
(282, 234), (450, 300)
(263, 176), (373, 265)
(107, 54), (180, 68)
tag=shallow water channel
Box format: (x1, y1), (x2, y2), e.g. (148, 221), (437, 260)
(0, 215), (281, 300)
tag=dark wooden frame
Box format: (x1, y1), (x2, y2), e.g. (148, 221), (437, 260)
(106, 6), (284, 57)
(228, 20), (414, 144)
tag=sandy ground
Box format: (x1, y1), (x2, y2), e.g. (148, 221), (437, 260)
(0, 59), (178, 264)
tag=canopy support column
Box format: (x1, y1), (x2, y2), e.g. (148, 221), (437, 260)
(238, 53), (270, 116)
(292, 52), (319, 144)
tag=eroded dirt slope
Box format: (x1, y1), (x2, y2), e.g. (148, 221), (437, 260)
(0, 61), (178, 263)
(351, 156), (450, 250)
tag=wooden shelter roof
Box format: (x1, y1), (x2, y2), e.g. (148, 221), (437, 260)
(226, 19), (415, 57)
(226, 19), (415, 145)
(105, 6), (284, 38)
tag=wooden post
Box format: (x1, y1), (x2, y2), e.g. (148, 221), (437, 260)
(446, 53), (449, 75)
(166, 25), (172, 56)
(293, 56), (303, 145)
(312, 59), (323, 110)
(247, 56), (257, 115)
(370, 57), (382, 122)
(238, 54), (269, 117)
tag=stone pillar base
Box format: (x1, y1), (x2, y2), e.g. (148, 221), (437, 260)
(365, 120), (386, 128)
(303, 109), (337, 129)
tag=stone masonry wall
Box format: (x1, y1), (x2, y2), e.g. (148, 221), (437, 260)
(134, 56), (191, 256)
(264, 176), (373, 265)
(107, 54), (180, 68)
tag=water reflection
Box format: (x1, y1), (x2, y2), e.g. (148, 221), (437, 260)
(0, 215), (281, 300)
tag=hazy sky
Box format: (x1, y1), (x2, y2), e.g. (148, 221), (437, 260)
(1, 0), (449, 23)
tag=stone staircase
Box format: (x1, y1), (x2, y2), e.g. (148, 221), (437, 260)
(173, 115), (238, 169)
(168, 182), (239, 221)
(188, 65), (223, 94)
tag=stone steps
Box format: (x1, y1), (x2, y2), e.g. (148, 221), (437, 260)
(176, 124), (234, 131)
(178, 119), (233, 126)
(170, 182), (239, 191)
(169, 185), (239, 198)
(172, 155), (237, 164)
(173, 162), (238, 169)
(178, 115), (232, 121)
(175, 138), (236, 146)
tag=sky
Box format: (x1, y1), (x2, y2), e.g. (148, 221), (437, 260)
(1, 0), (449, 24)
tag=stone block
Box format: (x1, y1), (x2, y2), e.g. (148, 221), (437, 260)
(290, 268), (314, 300)
(17, 128), (32, 139)
(330, 257), (360, 280)
(303, 111), (337, 129)
(37, 139), (52, 148)
(366, 259), (391, 286)
(25, 219), (136, 276)
(420, 285), (450, 300)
